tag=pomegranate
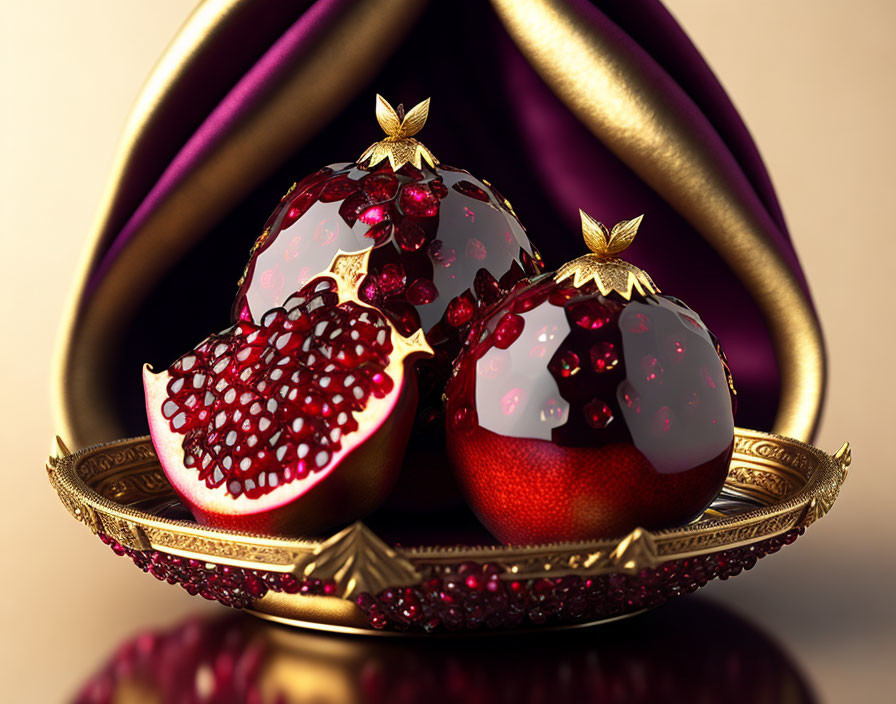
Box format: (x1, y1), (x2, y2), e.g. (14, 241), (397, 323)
(233, 97), (544, 496)
(144, 249), (432, 535)
(234, 96), (543, 355)
(445, 212), (736, 544)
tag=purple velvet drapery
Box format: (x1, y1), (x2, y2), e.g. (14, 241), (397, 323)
(82, 0), (815, 435)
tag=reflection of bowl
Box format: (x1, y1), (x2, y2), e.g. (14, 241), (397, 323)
(74, 598), (816, 703)
(48, 428), (850, 634)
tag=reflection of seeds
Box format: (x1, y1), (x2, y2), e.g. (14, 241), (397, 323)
(501, 387), (525, 416)
(590, 342), (618, 373)
(641, 354), (664, 383)
(626, 312), (650, 334)
(549, 350), (580, 378)
(476, 351), (509, 379)
(653, 406), (673, 434)
(540, 398), (566, 423)
(466, 238), (487, 260)
(617, 381), (641, 414)
(584, 399), (613, 429)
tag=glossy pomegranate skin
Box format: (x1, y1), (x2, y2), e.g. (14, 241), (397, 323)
(445, 275), (736, 544)
(234, 161), (544, 506)
(234, 162), (544, 359)
(145, 269), (429, 536)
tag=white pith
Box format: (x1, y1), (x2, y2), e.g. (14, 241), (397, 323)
(143, 249), (432, 520)
(144, 354), (405, 517)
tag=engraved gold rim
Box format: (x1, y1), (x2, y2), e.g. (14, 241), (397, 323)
(46, 428), (850, 631)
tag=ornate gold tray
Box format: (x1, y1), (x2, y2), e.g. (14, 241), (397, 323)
(47, 428), (850, 634)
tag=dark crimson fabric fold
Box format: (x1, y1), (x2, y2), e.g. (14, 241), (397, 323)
(87, 0), (356, 298)
(92, 2), (308, 263)
(94, 0), (809, 434)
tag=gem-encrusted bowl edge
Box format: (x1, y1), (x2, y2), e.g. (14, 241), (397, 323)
(46, 428), (850, 633)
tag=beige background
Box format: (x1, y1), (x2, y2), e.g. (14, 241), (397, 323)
(1, 1), (894, 701)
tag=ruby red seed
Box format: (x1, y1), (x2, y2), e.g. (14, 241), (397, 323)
(352, 529), (804, 632)
(492, 313), (525, 349)
(99, 527), (804, 629)
(163, 277), (396, 500)
(99, 533), (335, 609)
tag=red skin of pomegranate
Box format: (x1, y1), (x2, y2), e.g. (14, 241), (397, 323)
(233, 162), (544, 498)
(445, 277), (736, 544)
(234, 162), (543, 356)
(145, 258), (431, 536)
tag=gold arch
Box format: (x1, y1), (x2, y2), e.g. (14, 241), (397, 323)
(491, 0), (824, 440)
(54, 0), (426, 448)
(55, 0), (823, 448)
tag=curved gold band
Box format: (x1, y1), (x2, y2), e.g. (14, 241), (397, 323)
(54, 0), (427, 447)
(490, 0), (825, 441)
(46, 430), (850, 631)
(55, 0), (824, 447)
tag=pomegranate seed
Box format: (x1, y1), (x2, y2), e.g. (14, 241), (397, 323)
(361, 172), (398, 201)
(394, 220), (427, 252)
(446, 294), (475, 327)
(570, 299), (610, 330)
(590, 342), (618, 373)
(549, 350), (580, 379)
(452, 180), (490, 202)
(399, 184), (439, 217)
(584, 399), (614, 428)
(406, 279), (438, 306)
(492, 313), (524, 349)
(378, 263), (406, 296)
(319, 176), (359, 202)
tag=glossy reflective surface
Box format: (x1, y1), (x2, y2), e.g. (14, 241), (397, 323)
(445, 278), (736, 543)
(235, 162), (543, 354)
(618, 297), (736, 473)
(73, 599), (815, 704)
(450, 281), (734, 457)
(6, 3), (891, 701)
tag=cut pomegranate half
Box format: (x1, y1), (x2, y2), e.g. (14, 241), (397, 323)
(144, 249), (431, 535)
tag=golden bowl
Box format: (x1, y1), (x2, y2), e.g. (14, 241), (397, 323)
(47, 428), (850, 635)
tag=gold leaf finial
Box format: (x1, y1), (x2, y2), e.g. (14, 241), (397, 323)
(375, 94), (402, 138)
(375, 94), (430, 140)
(360, 95), (438, 170)
(580, 210), (643, 258)
(555, 211), (657, 300)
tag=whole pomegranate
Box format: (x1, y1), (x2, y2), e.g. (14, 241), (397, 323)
(234, 95), (543, 358)
(233, 95), (544, 504)
(445, 212), (736, 544)
(144, 249), (431, 535)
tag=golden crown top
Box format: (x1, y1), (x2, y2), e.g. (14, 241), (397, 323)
(554, 210), (658, 300)
(358, 95), (439, 170)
